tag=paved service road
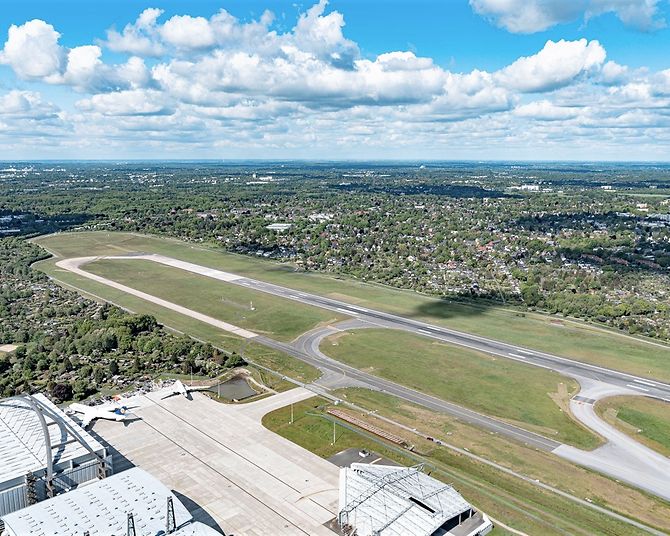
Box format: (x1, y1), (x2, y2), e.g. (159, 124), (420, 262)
(260, 331), (561, 451)
(120, 254), (670, 401)
(56, 254), (670, 502)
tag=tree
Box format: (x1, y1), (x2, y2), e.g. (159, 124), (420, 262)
(225, 353), (246, 368)
(51, 383), (73, 403)
(73, 379), (91, 401)
(109, 360), (119, 376)
(521, 283), (541, 306)
(93, 367), (105, 385)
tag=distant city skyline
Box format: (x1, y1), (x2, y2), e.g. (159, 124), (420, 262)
(1, 0), (669, 160)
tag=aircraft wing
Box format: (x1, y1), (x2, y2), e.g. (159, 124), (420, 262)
(174, 380), (189, 397)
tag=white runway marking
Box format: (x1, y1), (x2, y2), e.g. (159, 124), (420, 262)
(626, 383), (650, 392)
(56, 257), (258, 339)
(633, 378), (657, 387)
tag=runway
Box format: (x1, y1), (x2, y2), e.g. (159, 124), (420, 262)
(55, 253), (670, 502)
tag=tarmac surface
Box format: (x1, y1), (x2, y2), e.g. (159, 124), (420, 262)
(57, 254), (670, 502)
(93, 387), (339, 536)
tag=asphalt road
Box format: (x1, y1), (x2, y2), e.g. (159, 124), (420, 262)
(56, 254), (670, 502)
(231, 275), (670, 403)
(258, 331), (561, 451)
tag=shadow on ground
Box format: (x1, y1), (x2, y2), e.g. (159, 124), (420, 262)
(173, 490), (227, 535)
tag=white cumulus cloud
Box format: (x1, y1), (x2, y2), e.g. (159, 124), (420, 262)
(1, 2), (670, 159)
(105, 8), (165, 57)
(470, 0), (664, 33)
(160, 15), (216, 50)
(0, 19), (65, 79)
(496, 39), (606, 92)
(76, 89), (172, 116)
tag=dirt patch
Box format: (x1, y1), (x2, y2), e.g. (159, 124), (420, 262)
(327, 331), (352, 345)
(548, 382), (571, 414)
(313, 317), (342, 329)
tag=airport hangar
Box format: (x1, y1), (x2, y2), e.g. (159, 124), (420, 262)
(0, 393), (111, 518)
(1, 388), (493, 536)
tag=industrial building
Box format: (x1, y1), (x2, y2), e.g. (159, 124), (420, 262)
(0, 467), (221, 536)
(338, 463), (493, 536)
(0, 394), (111, 518)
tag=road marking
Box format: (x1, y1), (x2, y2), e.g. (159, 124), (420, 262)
(573, 395), (596, 404)
(336, 307), (356, 315)
(508, 353), (527, 360)
(417, 329), (431, 335)
(633, 379), (657, 387)
(518, 349), (535, 355)
(626, 384), (649, 392)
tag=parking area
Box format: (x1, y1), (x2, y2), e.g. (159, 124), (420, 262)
(93, 387), (340, 536)
(327, 448), (400, 468)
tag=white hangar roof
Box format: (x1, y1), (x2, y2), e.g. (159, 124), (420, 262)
(338, 463), (472, 536)
(0, 467), (221, 536)
(0, 394), (106, 485)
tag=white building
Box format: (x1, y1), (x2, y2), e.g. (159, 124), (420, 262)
(266, 223), (292, 231)
(0, 467), (221, 536)
(0, 394), (111, 518)
(338, 463), (493, 536)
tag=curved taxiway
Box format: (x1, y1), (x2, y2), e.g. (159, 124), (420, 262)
(54, 253), (670, 502)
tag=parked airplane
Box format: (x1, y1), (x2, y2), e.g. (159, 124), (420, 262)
(160, 379), (208, 400)
(68, 401), (131, 427)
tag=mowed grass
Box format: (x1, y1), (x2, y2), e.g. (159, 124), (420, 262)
(84, 258), (342, 342)
(596, 396), (670, 457)
(263, 398), (654, 536)
(333, 388), (670, 531)
(34, 231), (670, 381)
(33, 256), (322, 382)
(321, 329), (598, 448)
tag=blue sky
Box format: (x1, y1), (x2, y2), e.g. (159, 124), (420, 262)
(1, 0), (670, 160)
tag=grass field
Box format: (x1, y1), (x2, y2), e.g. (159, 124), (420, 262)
(33, 231), (670, 382)
(85, 258), (342, 341)
(595, 395), (670, 457)
(262, 396), (662, 536)
(321, 329), (598, 448)
(334, 387), (670, 531)
(34, 255), (322, 383)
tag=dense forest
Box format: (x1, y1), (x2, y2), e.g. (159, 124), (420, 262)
(0, 238), (244, 400)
